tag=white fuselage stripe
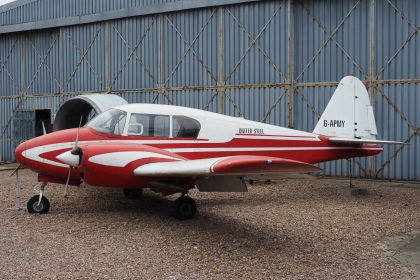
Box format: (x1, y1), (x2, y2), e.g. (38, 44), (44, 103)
(88, 151), (180, 167)
(165, 147), (383, 153)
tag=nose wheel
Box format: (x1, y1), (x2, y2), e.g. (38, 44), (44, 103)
(27, 195), (50, 214)
(27, 182), (50, 214)
(173, 195), (197, 220)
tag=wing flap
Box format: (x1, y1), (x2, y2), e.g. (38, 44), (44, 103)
(133, 155), (321, 177)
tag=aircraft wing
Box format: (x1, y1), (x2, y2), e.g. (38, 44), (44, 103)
(133, 156), (321, 177)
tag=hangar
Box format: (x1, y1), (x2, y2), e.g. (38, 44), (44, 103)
(0, 0), (418, 180)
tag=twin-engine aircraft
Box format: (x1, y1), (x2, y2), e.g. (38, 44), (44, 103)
(15, 76), (403, 219)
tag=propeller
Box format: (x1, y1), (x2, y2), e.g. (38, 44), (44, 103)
(9, 164), (22, 177)
(57, 116), (83, 197)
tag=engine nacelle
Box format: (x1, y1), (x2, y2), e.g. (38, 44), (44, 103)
(75, 143), (184, 188)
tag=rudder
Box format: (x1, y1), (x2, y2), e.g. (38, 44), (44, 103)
(313, 76), (378, 140)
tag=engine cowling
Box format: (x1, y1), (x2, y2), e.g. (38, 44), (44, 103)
(59, 143), (185, 188)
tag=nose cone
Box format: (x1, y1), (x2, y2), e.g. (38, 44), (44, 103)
(57, 150), (80, 166)
(15, 141), (26, 165)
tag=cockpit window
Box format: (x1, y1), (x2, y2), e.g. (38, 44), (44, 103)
(128, 114), (170, 137)
(172, 115), (201, 138)
(87, 109), (127, 135)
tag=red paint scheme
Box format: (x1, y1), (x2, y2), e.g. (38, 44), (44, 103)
(212, 156), (321, 174)
(15, 126), (382, 189)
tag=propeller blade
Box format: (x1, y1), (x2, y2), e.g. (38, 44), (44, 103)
(9, 164), (22, 177)
(73, 115), (83, 150)
(63, 166), (72, 198)
(42, 121), (47, 135)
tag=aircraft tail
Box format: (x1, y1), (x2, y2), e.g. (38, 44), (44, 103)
(313, 76), (378, 140)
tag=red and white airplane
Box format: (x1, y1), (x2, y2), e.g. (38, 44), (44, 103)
(14, 76), (402, 219)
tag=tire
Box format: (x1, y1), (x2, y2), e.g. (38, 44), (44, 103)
(173, 196), (197, 220)
(123, 188), (143, 199)
(27, 195), (50, 214)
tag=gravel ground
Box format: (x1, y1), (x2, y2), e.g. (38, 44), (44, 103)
(0, 169), (419, 279)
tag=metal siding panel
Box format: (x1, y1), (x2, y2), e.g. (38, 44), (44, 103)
(25, 30), (61, 94)
(294, 0), (370, 82)
(163, 8), (218, 88)
(374, 83), (420, 180)
(224, 87), (288, 127)
(375, 0), (420, 80)
(61, 23), (105, 92)
(0, 0), (184, 25)
(165, 90), (219, 112)
(224, 1), (288, 85)
(0, 35), (20, 97)
(1, 98), (18, 161)
(110, 16), (158, 90)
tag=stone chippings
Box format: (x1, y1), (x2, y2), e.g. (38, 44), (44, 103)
(0, 170), (419, 279)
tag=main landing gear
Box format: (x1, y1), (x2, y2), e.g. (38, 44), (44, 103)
(27, 182), (50, 214)
(173, 195), (197, 220)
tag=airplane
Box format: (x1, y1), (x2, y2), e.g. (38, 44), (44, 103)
(14, 76), (404, 220)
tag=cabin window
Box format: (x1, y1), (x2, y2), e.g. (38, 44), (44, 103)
(128, 114), (170, 137)
(172, 115), (201, 138)
(88, 109), (127, 135)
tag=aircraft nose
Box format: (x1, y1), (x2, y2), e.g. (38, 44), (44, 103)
(15, 141), (26, 165)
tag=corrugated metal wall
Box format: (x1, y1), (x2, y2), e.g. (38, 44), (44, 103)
(0, 0), (419, 180)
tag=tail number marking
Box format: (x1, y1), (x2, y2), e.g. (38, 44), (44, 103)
(323, 120), (345, 128)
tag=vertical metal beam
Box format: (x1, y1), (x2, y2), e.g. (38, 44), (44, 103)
(158, 15), (165, 102)
(368, 0), (376, 177)
(59, 28), (64, 94)
(20, 34), (25, 98)
(287, 0), (294, 128)
(104, 21), (111, 93)
(217, 7), (225, 114)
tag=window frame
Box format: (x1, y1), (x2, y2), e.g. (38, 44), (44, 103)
(126, 113), (171, 138)
(171, 115), (201, 139)
(87, 108), (128, 136)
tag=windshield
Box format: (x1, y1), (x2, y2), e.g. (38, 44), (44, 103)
(87, 108), (127, 135)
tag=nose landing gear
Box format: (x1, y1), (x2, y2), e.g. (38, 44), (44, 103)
(27, 182), (50, 214)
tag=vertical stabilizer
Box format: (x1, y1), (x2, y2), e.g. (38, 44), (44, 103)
(313, 76), (377, 140)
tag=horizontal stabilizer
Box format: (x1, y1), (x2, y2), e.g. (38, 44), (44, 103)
(133, 156), (321, 177)
(329, 137), (407, 145)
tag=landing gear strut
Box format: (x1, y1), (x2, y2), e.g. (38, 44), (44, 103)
(173, 195), (197, 220)
(27, 182), (50, 214)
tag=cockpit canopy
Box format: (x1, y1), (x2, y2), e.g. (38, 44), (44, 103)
(87, 108), (201, 138)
